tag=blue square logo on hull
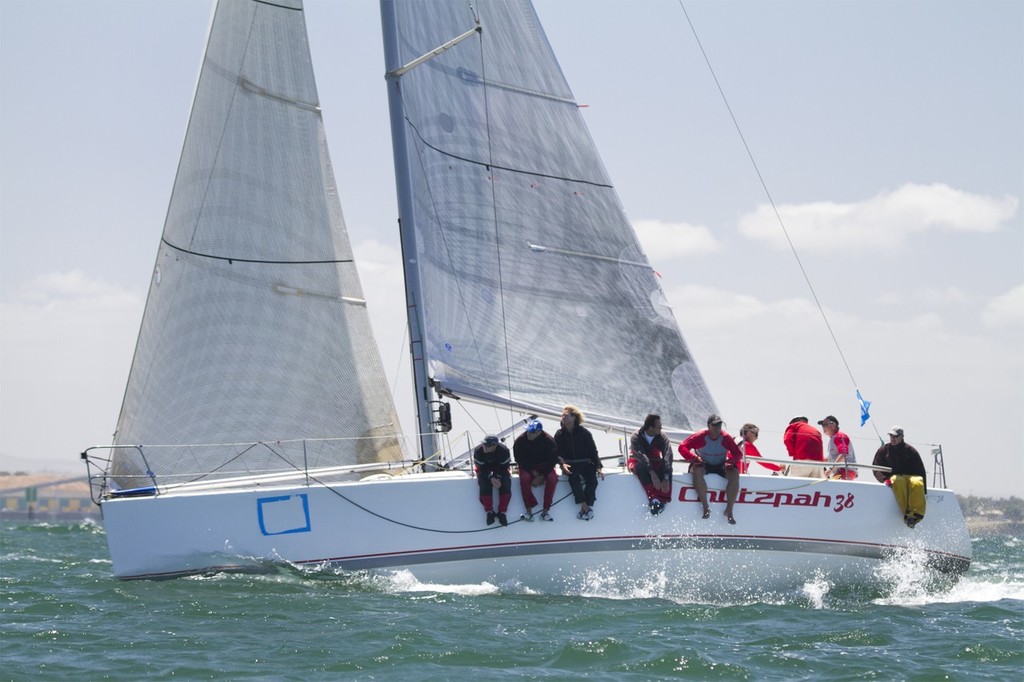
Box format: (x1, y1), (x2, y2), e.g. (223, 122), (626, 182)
(257, 494), (311, 536)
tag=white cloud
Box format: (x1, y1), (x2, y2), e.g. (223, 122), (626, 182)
(738, 183), (1018, 253)
(10, 269), (139, 307)
(982, 283), (1024, 328)
(878, 286), (970, 307)
(632, 219), (720, 260)
(0, 272), (143, 471)
(348, 238), (399, 274)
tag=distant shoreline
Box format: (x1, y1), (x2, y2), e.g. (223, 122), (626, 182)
(965, 518), (1023, 538)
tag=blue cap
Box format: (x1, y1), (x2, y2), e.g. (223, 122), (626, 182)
(483, 435), (499, 445)
(526, 419), (543, 433)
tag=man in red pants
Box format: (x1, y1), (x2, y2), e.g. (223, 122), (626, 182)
(628, 413), (673, 515)
(513, 419), (559, 521)
(474, 435), (511, 526)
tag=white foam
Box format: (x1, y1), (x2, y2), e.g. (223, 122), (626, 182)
(801, 572), (832, 609)
(379, 569), (501, 595)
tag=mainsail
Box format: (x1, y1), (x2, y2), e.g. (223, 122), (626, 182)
(382, 0), (717, 436)
(111, 0), (402, 487)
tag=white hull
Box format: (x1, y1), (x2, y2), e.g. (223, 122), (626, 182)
(99, 469), (971, 590)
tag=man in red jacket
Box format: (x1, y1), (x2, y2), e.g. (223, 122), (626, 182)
(783, 416), (825, 478)
(678, 414), (744, 524)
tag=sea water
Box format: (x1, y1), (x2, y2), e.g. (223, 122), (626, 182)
(1, 521), (1021, 680)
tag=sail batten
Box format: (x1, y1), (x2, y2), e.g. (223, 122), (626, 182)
(384, 0), (717, 438)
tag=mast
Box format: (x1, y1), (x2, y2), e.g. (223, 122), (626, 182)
(380, 0), (437, 463)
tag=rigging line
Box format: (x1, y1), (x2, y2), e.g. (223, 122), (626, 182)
(474, 13), (517, 431)
(676, 2), (862, 394)
(161, 238), (352, 265)
(389, 322), (409, 408)
(403, 116), (614, 190)
(160, 442), (262, 491)
(306, 464), (577, 534)
(451, 399), (490, 443)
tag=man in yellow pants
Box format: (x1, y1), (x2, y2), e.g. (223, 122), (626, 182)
(872, 426), (927, 528)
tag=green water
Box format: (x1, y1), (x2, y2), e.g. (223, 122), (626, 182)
(2, 521), (1021, 680)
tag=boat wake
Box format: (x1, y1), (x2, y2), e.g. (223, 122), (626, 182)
(871, 538), (1024, 606)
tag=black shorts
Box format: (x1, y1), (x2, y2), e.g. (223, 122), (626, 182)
(691, 461), (728, 478)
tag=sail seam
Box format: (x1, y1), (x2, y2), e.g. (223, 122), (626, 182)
(404, 117), (614, 190)
(161, 237), (353, 265)
(252, 0), (303, 11)
(239, 77), (320, 112)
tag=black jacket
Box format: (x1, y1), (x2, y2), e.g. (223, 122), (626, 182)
(513, 432), (558, 475)
(872, 441), (927, 493)
(554, 426), (601, 470)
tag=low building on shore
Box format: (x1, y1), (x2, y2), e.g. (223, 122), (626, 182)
(0, 473), (100, 521)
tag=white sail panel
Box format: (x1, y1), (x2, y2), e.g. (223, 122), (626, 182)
(112, 0), (402, 487)
(385, 0), (717, 432)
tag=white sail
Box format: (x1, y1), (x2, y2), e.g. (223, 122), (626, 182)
(382, 0), (717, 434)
(111, 0), (403, 488)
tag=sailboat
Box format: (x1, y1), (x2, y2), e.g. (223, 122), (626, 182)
(82, 0), (971, 589)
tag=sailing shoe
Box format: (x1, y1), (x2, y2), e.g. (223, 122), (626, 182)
(497, 512), (508, 527)
(577, 509), (594, 521)
(520, 510), (535, 522)
(540, 511), (553, 522)
(649, 500), (665, 516)
(487, 511), (496, 526)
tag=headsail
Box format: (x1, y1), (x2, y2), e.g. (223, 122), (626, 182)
(382, 0), (716, 437)
(111, 0), (402, 488)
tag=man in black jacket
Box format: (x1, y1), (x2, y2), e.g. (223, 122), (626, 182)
(628, 413), (673, 515)
(554, 404), (603, 520)
(474, 435), (512, 526)
(513, 419), (559, 521)
(872, 425), (927, 528)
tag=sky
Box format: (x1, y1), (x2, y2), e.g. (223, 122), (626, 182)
(1, 0), (1021, 498)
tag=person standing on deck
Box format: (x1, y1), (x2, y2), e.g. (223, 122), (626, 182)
(628, 413), (673, 515)
(554, 404), (603, 520)
(818, 415), (857, 479)
(513, 419), (559, 521)
(473, 435), (512, 526)
(872, 425), (927, 528)
(678, 414), (743, 524)
(783, 416), (825, 478)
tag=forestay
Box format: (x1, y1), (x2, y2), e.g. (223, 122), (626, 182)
(111, 0), (402, 488)
(384, 0), (717, 432)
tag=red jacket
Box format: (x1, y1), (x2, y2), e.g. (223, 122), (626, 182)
(739, 440), (784, 473)
(784, 422), (824, 461)
(678, 429), (743, 467)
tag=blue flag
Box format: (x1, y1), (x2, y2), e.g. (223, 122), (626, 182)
(856, 389), (871, 426)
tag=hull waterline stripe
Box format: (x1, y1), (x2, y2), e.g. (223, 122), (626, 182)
(302, 534), (970, 571)
(114, 533), (970, 580)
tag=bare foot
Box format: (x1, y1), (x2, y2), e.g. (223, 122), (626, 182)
(701, 506), (711, 519)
